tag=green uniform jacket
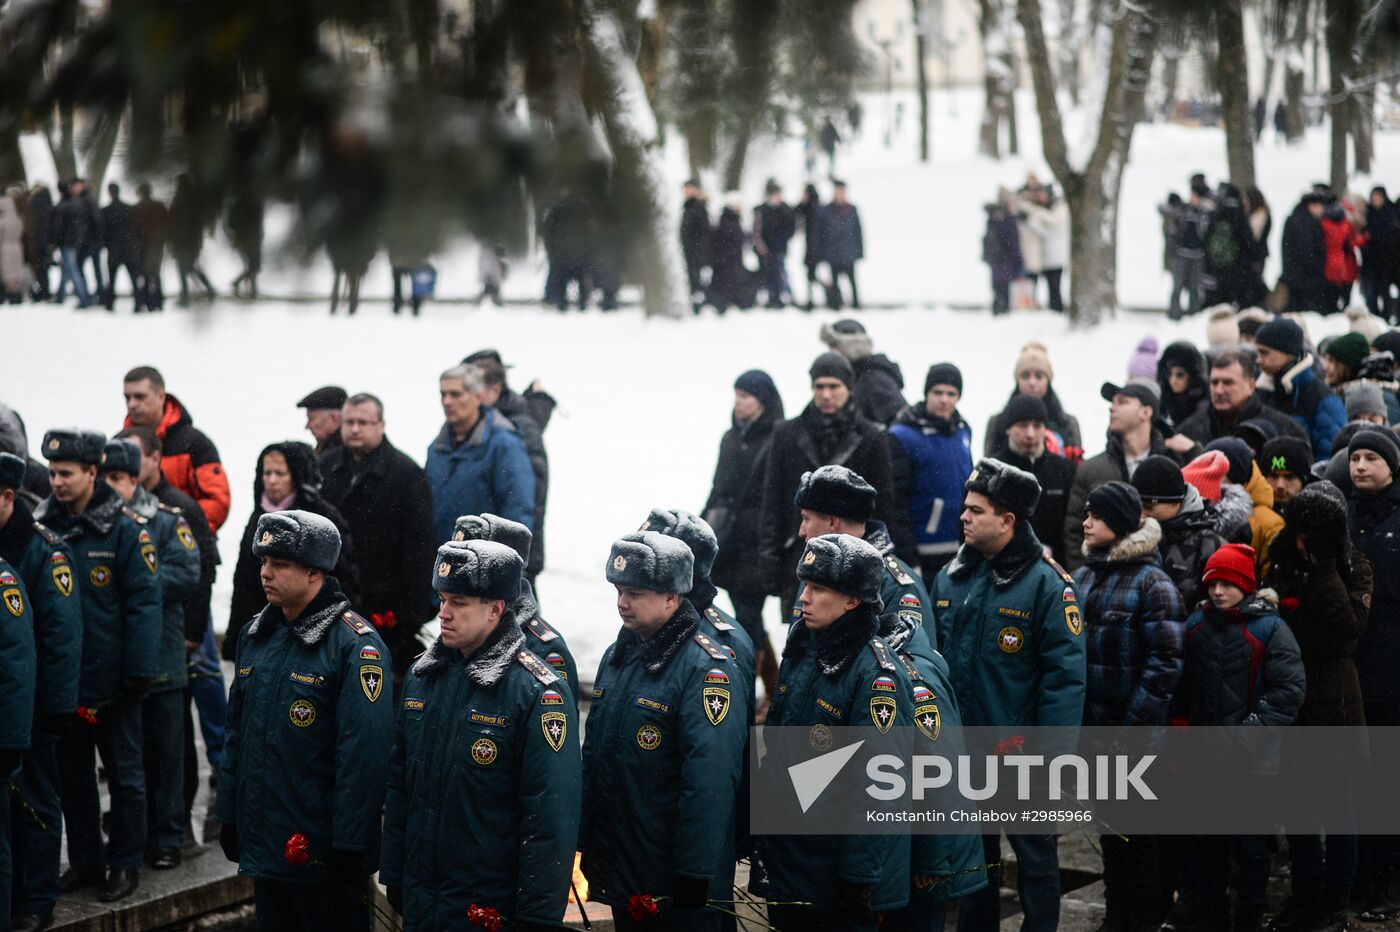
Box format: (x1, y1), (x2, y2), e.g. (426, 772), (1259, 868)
(215, 577), (393, 882)
(580, 600), (748, 907)
(0, 499), (83, 719)
(880, 618), (988, 906)
(788, 522), (936, 635)
(753, 607), (913, 913)
(0, 560), (37, 749)
(35, 482), (162, 706)
(516, 579), (579, 704)
(930, 525), (1086, 732)
(692, 578), (756, 701)
(381, 616), (581, 930)
(126, 490), (200, 693)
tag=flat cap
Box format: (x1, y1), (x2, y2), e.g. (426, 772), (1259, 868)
(296, 386), (348, 410)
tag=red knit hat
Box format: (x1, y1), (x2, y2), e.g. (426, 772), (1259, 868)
(1202, 543), (1257, 595)
(1182, 450), (1230, 504)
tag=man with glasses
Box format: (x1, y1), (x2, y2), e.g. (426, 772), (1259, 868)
(319, 393), (436, 679)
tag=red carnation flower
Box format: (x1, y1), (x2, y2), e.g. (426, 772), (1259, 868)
(371, 611), (398, 630)
(467, 904), (502, 930)
(993, 734), (1025, 756)
(628, 894), (660, 920)
(1280, 597), (1301, 613)
(284, 833), (310, 866)
(76, 707), (98, 725)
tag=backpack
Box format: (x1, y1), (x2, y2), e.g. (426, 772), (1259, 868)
(1207, 221), (1240, 270)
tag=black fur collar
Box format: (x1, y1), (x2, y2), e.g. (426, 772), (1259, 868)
(35, 481), (124, 535)
(247, 577), (350, 647)
(610, 600), (701, 674)
(514, 578), (542, 626)
(785, 604), (879, 676)
(946, 522), (1045, 588)
(688, 577), (719, 613)
(411, 610), (526, 686)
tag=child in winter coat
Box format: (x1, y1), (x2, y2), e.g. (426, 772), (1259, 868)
(1169, 543), (1306, 932)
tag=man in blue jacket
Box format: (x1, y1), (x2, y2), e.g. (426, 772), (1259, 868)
(38, 428), (162, 904)
(381, 540), (580, 931)
(889, 363), (975, 583)
(580, 532), (748, 930)
(0, 452), (81, 932)
(426, 364), (536, 544)
(930, 459), (1086, 932)
(1253, 318), (1347, 461)
(215, 511), (392, 931)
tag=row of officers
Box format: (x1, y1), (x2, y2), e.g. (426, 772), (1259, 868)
(0, 432), (1080, 931)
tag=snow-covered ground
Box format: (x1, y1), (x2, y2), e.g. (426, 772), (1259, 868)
(5, 88), (1392, 678)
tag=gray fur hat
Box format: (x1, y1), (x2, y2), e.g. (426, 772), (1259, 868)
(251, 510), (342, 573)
(796, 533), (884, 608)
(42, 428), (106, 466)
(794, 464), (877, 523)
(964, 458), (1041, 519)
(0, 452), (25, 490)
(640, 508), (719, 578)
(453, 513), (533, 563)
(99, 439), (142, 477)
(432, 540), (523, 602)
(606, 531), (694, 594)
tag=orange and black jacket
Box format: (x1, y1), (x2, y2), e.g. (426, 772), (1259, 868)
(125, 395), (231, 533)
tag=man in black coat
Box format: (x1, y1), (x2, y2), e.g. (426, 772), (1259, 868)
(818, 318), (907, 427)
(101, 183), (143, 311)
(77, 180), (105, 302)
(1282, 194), (1328, 313)
(1174, 350), (1310, 452)
(753, 180), (795, 308)
(990, 394), (1077, 565)
(319, 392), (436, 678)
(680, 179), (711, 312)
(463, 349), (556, 583)
(26, 183), (54, 300)
(759, 352), (906, 607)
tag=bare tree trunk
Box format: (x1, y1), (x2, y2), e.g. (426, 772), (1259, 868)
(721, 123), (751, 192)
(1326, 0), (1360, 193)
(913, 0), (930, 162)
(979, 0), (1002, 157)
(1056, 0), (1082, 105)
(583, 5), (688, 317)
(45, 102), (78, 181)
(1281, 0), (1310, 143)
(1001, 0), (1019, 156)
(0, 124), (23, 186)
(1353, 87), (1374, 175)
(1019, 0), (1156, 325)
(1161, 52), (1180, 115)
(83, 110), (121, 192)
(1215, 0), (1254, 188)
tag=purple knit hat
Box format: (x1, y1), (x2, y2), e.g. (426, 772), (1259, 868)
(1128, 336), (1160, 381)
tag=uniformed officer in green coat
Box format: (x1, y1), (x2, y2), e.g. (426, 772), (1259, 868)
(452, 513), (578, 693)
(786, 465), (935, 637)
(0, 556), (37, 932)
(0, 452), (82, 931)
(215, 510), (393, 931)
(580, 532), (748, 931)
(930, 459), (1085, 932)
(102, 439), (201, 870)
(37, 428), (162, 903)
(381, 540), (580, 931)
(751, 532), (913, 930)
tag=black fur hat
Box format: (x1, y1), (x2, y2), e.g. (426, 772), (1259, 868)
(965, 458), (1040, 519)
(251, 510), (342, 573)
(432, 540), (523, 602)
(41, 428), (105, 466)
(99, 439), (142, 477)
(796, 533), (885, 608)
(0, 452), (25, 490)
(794, 465), (877, 523)
(606, 531), (694, 594)
(640, 508), (719, 578)
(453, 513), (533, 564)
(1283, 481), (1350, 560)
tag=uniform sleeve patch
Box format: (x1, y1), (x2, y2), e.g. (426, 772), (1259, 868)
(1062, 586), (1077, 603)
(899, 594), (921, 608)
(870, 695), (897, 733)
(359, 665), (384, 702)
(3, 586), (25, 617)
(898, 610), (923, 627)
(1065, 603), (1083, 636)
(544, 651), (568, 673)
(590, 686), (606, 699)
(238, 666), (254, 677)
(541, 711), (568, 752)
(703, 687), (731, 725)
(359, 645), (381, 660)
(704, 668), (730, 685)
(935, 599), (951, 608)
(912, 685), (935, 702)
(540, 689), (566, 706)
(914, 703), (942, 741)
(871, 675), (898, 692)
(177, 522), (197, 551)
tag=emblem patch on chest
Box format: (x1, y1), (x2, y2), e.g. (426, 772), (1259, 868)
(636, 723), (662, 750)
(89, 565), (112, 588)
(288, 699), (316, 727)
(471, 738), (498, 765)
(997, 626), (1024, 653)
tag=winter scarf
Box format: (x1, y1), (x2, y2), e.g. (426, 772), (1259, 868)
(802, 401), (857, 462)
(784, 603), (881, 676)
(260, 491), (298, 513)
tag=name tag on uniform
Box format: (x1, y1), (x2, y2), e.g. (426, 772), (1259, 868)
(997, 606), (1030, 620)
(634, 696), (671, 714)
(817, 697), (844, 719)
(470, 710), (510, 727)
(403, 698), (426, 712)
(289, 671), (325, 687)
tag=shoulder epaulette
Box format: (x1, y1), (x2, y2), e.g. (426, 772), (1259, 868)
(122, 506), (149, 525)
(526, 616), (558, 643)
(693, 632), (728, 661)
(898, 651), (923, 682)
(1043, 554), (1073, 583)
(32, 521), (63, 548)
(516, 650), (559, 685)
(340, 611), (374, 636)
(884, 555), (915, 586)
(156, 501), (182, 515)
(868, 638), (898, 672)
(704, 606), (735, 632)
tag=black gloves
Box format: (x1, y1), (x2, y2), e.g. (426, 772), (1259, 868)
(838, 882), (873, 925)
(219, 822), (239, 862)
(671, 874), (709, 910)
(386, 884), (403, 914)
